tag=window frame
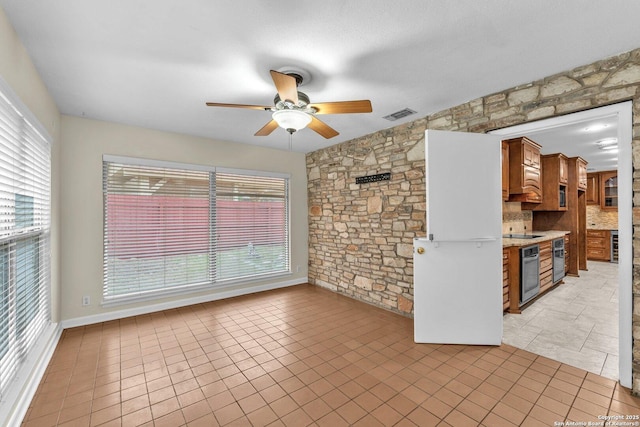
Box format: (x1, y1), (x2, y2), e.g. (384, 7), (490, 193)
(102, 155), (291, 306)
(0, 77), (51, 402)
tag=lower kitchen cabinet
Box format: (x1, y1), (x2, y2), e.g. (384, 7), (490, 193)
(564, 234), (570, 274)
(503, 248), (510, 311)
(503, 233), (569, 314)
(586, 229), (610, 261)
(539, 240), (553, 293)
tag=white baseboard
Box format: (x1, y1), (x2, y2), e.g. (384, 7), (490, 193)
(61, 277), (308, 329)
(0, 323), (62, 427)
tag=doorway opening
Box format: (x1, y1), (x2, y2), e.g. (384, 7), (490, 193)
(490, 101), (632, 388)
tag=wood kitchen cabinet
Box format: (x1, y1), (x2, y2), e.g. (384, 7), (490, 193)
(505, 136), (542, 203)
(506, 246), (521, 314)
(564, 234), (570, 274)
(586, 170), (617, 210)
(525, 153), (568, 211)
(577, 158), (588, 191)
(502, 141), (509, 201)
(504, 233), (570, 314)
(559, 155), (568, 184)
(586, 173), (600, 205)
(502, 248), (510, 311)
(586, 229), (611, 261)
(600, 171), (618, 210)
(539, 240), (553, 294)
(533, 157), (588, 276)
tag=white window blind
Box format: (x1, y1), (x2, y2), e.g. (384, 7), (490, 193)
(103, 162), (211, 299)
(215, 172), (289, 281)
(0, 87), (51, 401)
(103, 160), (289, 302)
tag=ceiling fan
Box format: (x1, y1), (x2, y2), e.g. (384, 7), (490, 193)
(206, 69), (372, 139)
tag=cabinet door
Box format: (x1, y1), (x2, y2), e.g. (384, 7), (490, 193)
(600, 171), (618, 210)
(564, 234), (570, 273)
(502, 141), (509, 201)
(506, 137), (542, 202)
(523, 142), (540, 167)
(588, 237), (607, 249)
(586, 229), (611, 261)
(502, 249), (509, 311)
(577, 159), (588, 190)
(587, 247), (609, 260)
(559, 156), (569, 184)
(586, 173), (600, 205)
(522, 166), (542, 195)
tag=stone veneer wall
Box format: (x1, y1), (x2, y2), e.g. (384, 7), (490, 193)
(307, 122), (426, 314)
(307, 47), (640, 391)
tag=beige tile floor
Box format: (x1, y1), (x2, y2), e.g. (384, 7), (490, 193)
(23, 280), (640, 426)
(503, 260), (619, 380)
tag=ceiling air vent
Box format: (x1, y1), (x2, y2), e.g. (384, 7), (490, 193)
(383, 108), (417, 121)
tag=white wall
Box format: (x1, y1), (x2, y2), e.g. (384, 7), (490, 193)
(59, 115), (309, 322)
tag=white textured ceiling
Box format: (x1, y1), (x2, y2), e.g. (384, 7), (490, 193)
(521, 115), (620, 173)
(1, 0), (640, 155)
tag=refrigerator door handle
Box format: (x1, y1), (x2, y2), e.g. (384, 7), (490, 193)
(428, 236), (497, 248)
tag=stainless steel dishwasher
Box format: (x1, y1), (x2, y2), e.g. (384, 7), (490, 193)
(520, 244), (540, 305)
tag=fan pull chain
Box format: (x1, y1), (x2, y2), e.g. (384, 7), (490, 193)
(289, 131), (293, 151)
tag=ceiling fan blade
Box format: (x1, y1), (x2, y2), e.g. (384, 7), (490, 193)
(309, 100), (372, 114)
(255, 119), (279, 136)
(308, 116), (339, 139)
(206, 102), (271, 110)
(270, 70), (299, 105)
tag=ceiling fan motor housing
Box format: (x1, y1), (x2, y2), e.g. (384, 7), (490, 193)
(274, 92), (312, 111)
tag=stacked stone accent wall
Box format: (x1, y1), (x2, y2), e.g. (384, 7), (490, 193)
(307, 48), (640, 391)
(306, 121), (426, 315)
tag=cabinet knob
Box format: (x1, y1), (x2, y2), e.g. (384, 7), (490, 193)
(416, 247), (425, 254)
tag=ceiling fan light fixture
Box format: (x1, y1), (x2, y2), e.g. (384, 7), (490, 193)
(272, 109), (312, 132)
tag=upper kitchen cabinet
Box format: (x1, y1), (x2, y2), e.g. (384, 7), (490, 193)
(533, 156), (588, 276)
(577, 157), (588, 191)
(559, 154), (568, 184)
(586, 172), (600, 205)
(600, 171), (618, 210)
(505, 136), (542, 203)
(524, 153), (568, 211)
(586, 170), (617, 210)
(502, 141), (509, 201)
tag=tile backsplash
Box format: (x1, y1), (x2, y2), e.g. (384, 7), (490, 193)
(587, 205), (618, 230)
(502, 202), (533, 234)
(502, 202), (618, 234)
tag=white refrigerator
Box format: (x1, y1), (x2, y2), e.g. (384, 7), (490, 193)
(413, 130), (503, 345)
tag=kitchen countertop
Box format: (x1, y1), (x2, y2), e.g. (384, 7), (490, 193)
(502, 230), (570, 248)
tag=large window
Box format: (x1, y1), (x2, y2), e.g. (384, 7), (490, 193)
(103, 157), (289, 303)
(0, 85), (51, 400)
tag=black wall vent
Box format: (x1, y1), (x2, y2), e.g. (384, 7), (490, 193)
(383, 108), (417, 121)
